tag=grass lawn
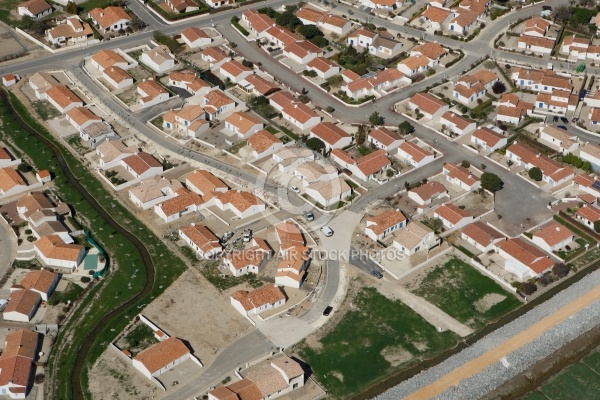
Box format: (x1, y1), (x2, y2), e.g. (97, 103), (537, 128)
(570, 248), (600, 269)
(518, 392), (548, 400)
(80, 0), (112, 14)
(49, 282), (84, 305)
(412, 257), (521, 330)
(227, 140), (247, 155)
(32, 100), (61, 121)
(200, 260), (263, 291)
(540, 363), (600, 399)
(122, 323), (158, 355)
(299, 287), (458, 398)
(265, 126), (279, 135)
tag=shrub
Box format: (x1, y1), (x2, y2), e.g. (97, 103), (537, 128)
(528, 167), (543, 181)
(461, 160), (470, 168)
(552, 263), (570, 278)
(520, 282), (537, 295)
(81, 276), (91, 283)
(306, 137), (325, 151)
(303, 70), (318, 77)
(242, 59), (254, 68)
(325, 106), (335, 113)
(492, 81), (507, 94)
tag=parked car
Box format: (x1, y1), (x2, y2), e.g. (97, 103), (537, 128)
(552, 116), (559, 123)
(0, 299), (7, 312)
(291, 186), (300, 193)
(320, 226), (334, 237)
(560, 117), (569, 124)
(303, 211), (314, 221)
(558, 125), (568, 130)
(243, 229), (252, 242)
(371, 270), (383, 279)
(222, 231), (234, 242)
(323, 306), (333, 316)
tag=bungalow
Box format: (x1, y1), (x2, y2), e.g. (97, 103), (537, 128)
(305, 177), (351, 207)
(512, 67), (573, 93)
(585, 91), (600, 108)
(220, 60), (253, 83)
(367, 127), (404, 153)
(347, 29), (378, 48)
(369, 37), (403, 59)
(231, 284), (287, 316)
(247, 130), (283, 159)
(409, 42), (447, 67)
(17, 0), (52, 19)
(284, 40), (322, 65)
(471, 127), (507, 152)
(0, 168), (28, 197)
(66, 107), (102, 131)
(397, 55), (430, 77)
(34, 235), (85, 272)
(535, 89), (577, 116)
(495, 238), (554, 279)
(434, 203), (474, 230)
(539, 125), (579, 154)
(241, 10), (275, 37)
(128, 177), (183, 209)
(132, 338), (192, 380)
(318, 14), (352, 36)
(225, 112), (263, 139)
(0, 329), (40, 398)
(120, 152), (164, 180)
(590, 108), (600, 126)
(273, 147), (314, 172)
(239, 74), (280, 97)
(422, 6), (453, 31)
(407, 92), (449, 119)
(96, 139), (136, 169)
(576, 204), (600, 231)
(0, 146), (19, 168)
(581, 143), (600, 171)
(29, 72), (58, 99)
(45, 85), (83, 114)
(495, 93), (534, 124)
(205, 0), (233, 8)
(342, 68), (406, 99)
(168, 71), (212, 96)
(364, 209), (406, 241)
(275, 220), (306, 255)
(448, 9), (480, 34)
(531, 221), (574, 253)
(165, 0), (199, 13)
(3, 290), (41, 323)
(439, 111), (476, 136)
(331, 149), (391, 181)
(507, 142), (574, 186)
(517, 35), (555, 55)
(294, 162), (337, 187)
(185, 169), (228, 201)
(309, 122), (352, 150)
(140, 46), (176, 73)
(137, 80), (169, 108)
(103, 66), (133, 90)
(91, 49), (129, 71)
(523, 17), (552, 37)
(453, 70), (498, 105)
(45, 16), (93, 45)
(461, 221), (504, 252)
(224, 238), (272, 277)
(88, 6), (131, 33)
(163, 105), (209, 138)
(275, 252), (309, 289)
(397, 141), (435, 168)
(215, 190), (266, 219)
(296, 7), (324, 26)
(393, 222), (439, 256)
(181, 27), (211, 48)
(154, 189), (203, 223)
(200, 47), (231, 70)
(264, 26), (301, 47)
(359, 0), (403, 10)
(11, 269), (59, 301)
(2, 74), (17, 88)
(280, 98), (321, 131)
(203, 90), (236, 120)
(442, 163), (480, 191)
(306, 57), (340, 79)
(561, 34), (589, 59)
(179, 224), (222, 259)
(407, 181), (448, 206)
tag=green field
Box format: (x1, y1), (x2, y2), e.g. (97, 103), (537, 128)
(412, 257), (521, 329)
(299, 287), (458, 398)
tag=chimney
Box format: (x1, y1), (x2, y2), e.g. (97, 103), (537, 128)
(556, 227), (560, 231)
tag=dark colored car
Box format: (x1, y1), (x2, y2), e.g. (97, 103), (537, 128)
(560, 117), (569, 124)
(371, 270), (383, 279)
(552, 116), (558, 123)
(323, 306), (333, 316)
(542, 5), (552, 10)
(558, 125), (568, 130)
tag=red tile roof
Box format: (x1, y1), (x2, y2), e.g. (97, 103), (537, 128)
(497, 238), (554, 274)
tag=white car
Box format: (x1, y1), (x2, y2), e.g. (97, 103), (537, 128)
(320, 226), (334, 237)
(291, 186), (300, 193)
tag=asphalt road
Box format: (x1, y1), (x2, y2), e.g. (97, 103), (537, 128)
(0, 220), (16, 280)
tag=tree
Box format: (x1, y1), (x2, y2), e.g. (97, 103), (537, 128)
(481, 172), (504, 192)
(310, 35), (329, 48)
(306, 137), (325, 152)
(428, 218), (443, 233)
(369, 111), (382, 126)
(594, 220), (600, 233)
(326, 74), (343, 88)
(528, 167), (543, 181)
(554, 5), (571, 23)
(520, 282), (537, 295)
(398, 121), (414, 135)
(552, 263), (570, 278)
(66, 1), (78, 14)
(461, 160), (470, 168)
(276, 11), (301, 30)
(298, 25), (322, 39)
(491, 81), (506, 94)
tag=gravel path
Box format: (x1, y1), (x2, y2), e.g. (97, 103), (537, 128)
(375, 268), (600, 399)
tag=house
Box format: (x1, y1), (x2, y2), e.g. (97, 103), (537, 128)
(205, 0), (233, 8)
(507, 142), (574, 186)
(45, 85), (83, 114)
(264, 26), (301, 47)
(422, 6), (453, 30)
(91, 49), (129, 71)
(576, 204), (600, 231)
(66, 107), (102, 131)
(103, 66), (133, 90)
(275, 248), (310, 288)
(181, 27), (211, 48)
(200, 47), (231, 70)
(306, 57), (340, 79)
(471, 127), (507, 152)
(397, 55), (430, 77)
(581, 143), (600, 171)
(347, 29), (379, 48)
(434, 203), (474, 230)
(359, 0), (403, 10)
(397, 141), (435, 168)
(512, 67), (573, 94)
(517, 35), (555, 55)
(275, 220), (306, 255)
(539, 125), (579, 154)
(203, 90), (236, 120)
(3, 290), (41, 323)
(179, 224), (222, 259)
(165, 0), (199, 13)
(96, 139), (136, 169)
(140, 46), (176, 73)
(442, 163), (480, 191)
(273, 147), (314, 172)
(368, 127), (403, 153)
(241, 10), (275, 37)
(0, 168), (28, 197)
(132, 337), (192, 380)
(318, 14), (352, 35)
(137, 80), (169, 108)
(215, 190), (266, 219)
(10, 269), (59, 301)
(495, 238), (554, 279)
(225, 112), (263, 139)
(247, 130), (283, 159)
(2, 74), (17, 88)
(224, 238), (272, 277)
(239, 74), (280, 97)
(208, 355), (305, 400)
(590, 107), (600, 126)
(369, 37), (403, 58)
(163, 105), (208, 137)
(296, 7), (324, 26)
(88, 6), (131, 33)
(16, 192), (55, 218)
(309, 122), (352, 150)
(330, 149), (391, 182)
(276, 94), (321, 130)
(393, 222), (439, 255)
(439, 111), (476, 136)
(586, 91), (600, 109)
(168, 71), (211, 96)
(220, 60), (253, 83)
(120, 152), (163, 180)
(364, 209), (406, 241)
(305, 177), (351, 207)
(448, 9), (480, 34)
(17, 0), (52, 19)
(45, 16), (93, 45)
(0, 146), (20, 168)
(185, 169), (228, 201)
(461, 221), (504, 252)
(453, 70), (498, 105)
(408, 181), (448, 206)
(154, 188), (203, 223)
(523, 17), (552, 37)
(231, 284), (286, 316)
(407, 92), (449, 119)
(495, 94), (534, 124)
(33, 235), (85, 272)
(284, 40), (322, 65)
(531, 221), (574, 253)
(0, 329), (40, 399)
(29, 72), (58, 99)
(294, 162), (337, 186)
(342, 68), (406, 99)
(409, 42), (447, 67)
(561, 34), (589, 58)
(128, 177), (183, 209)
(82, 123), (117, 148)
(535, 89), (577, 116)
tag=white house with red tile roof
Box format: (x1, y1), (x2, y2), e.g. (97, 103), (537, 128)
(11, 270), (59, 302)
(215, 190), (266, 219)
(200, 47), (231, 70)
(364, 209), (406, 241)
(88, 6), (131, 33)
(128, 177), (183, 209)
(397, 55), (430, 77)
(507, 142), (574, 187)
(408, 181), (449, 206)
(103, 66), (133, 90)
(409, 42), (447, 66)
(140, 46), (176, 73)
(439, 111), (476, 136)
(96, 140), (136, 169)
(392, 222), (439, 256)
(202, 90), (237, 120)
(561, 34), (590, 59)
(224, 238), (272, 277)
(239, 74), (280, 97)
(231, 284), (287, 317)
(461, 221), (504, 252)
(4, 290), (41, 323)
(2, 74), (18, 87)
(90, 49), (130, 72)
(132, 337), (198, 381)
(531, 221), (574, 253)
(0, 168), (29, 198)
(163, 105), (209, 138)
(359, 0), (404, 10)
(220, 60), (253, 83)
(66, 107), (102, 131)
(241, 10), (275, 37)
(576, 204), (600, 231)
(179, 223), (222, 259)
(294, 162), (337, 187)
(422, 6), (453, 31)
(453, 70), (498, 105)
(306, 57), (340, 79)
(539, 125), (579, 154)
(579, 143), (600, 170)
(34, 235), (85, 272)
(275, 252), (309, 289)
(45, 85), (83, 114)
(434, 203), (474, 230)
(495, 238), (554, 279)
(0, 329), (40, 397)
(0, 146), (20, 169)
(397, 141), (435, 168)
(247, 130), (283, 159)
(274, 220), (306, 254)
(284, 40), (322, 65)
(154, 188), (203, 223)
(181, 27), (211, 48)
(309, 122), (352, 150)
(517, 35), (555, 55)
(165, 0), (199, 12)
(264, 26), (301, 47)
(279, 98), (321, 131)
(330, 149), (391, 182)
(305, 177), (351, 207)
(137, 80), (169, 108)
(470, 127), (507, 152)
(18, 0), (52, 19)
(342, 68), (406, 99)
(407, 92), (449, 119)
(511, 67), (573, 94)
(120, 152), (164, 180)
(185, 169), (228, 201)
(347, 29), (379, 48)
(225, 112), (263, 139)
(205, 0), (233, 8)
(442, 163), (480, 191)
(168, 71), (212, 97)
(367, 127), (404, 153)
(318, 14), (352, 35)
